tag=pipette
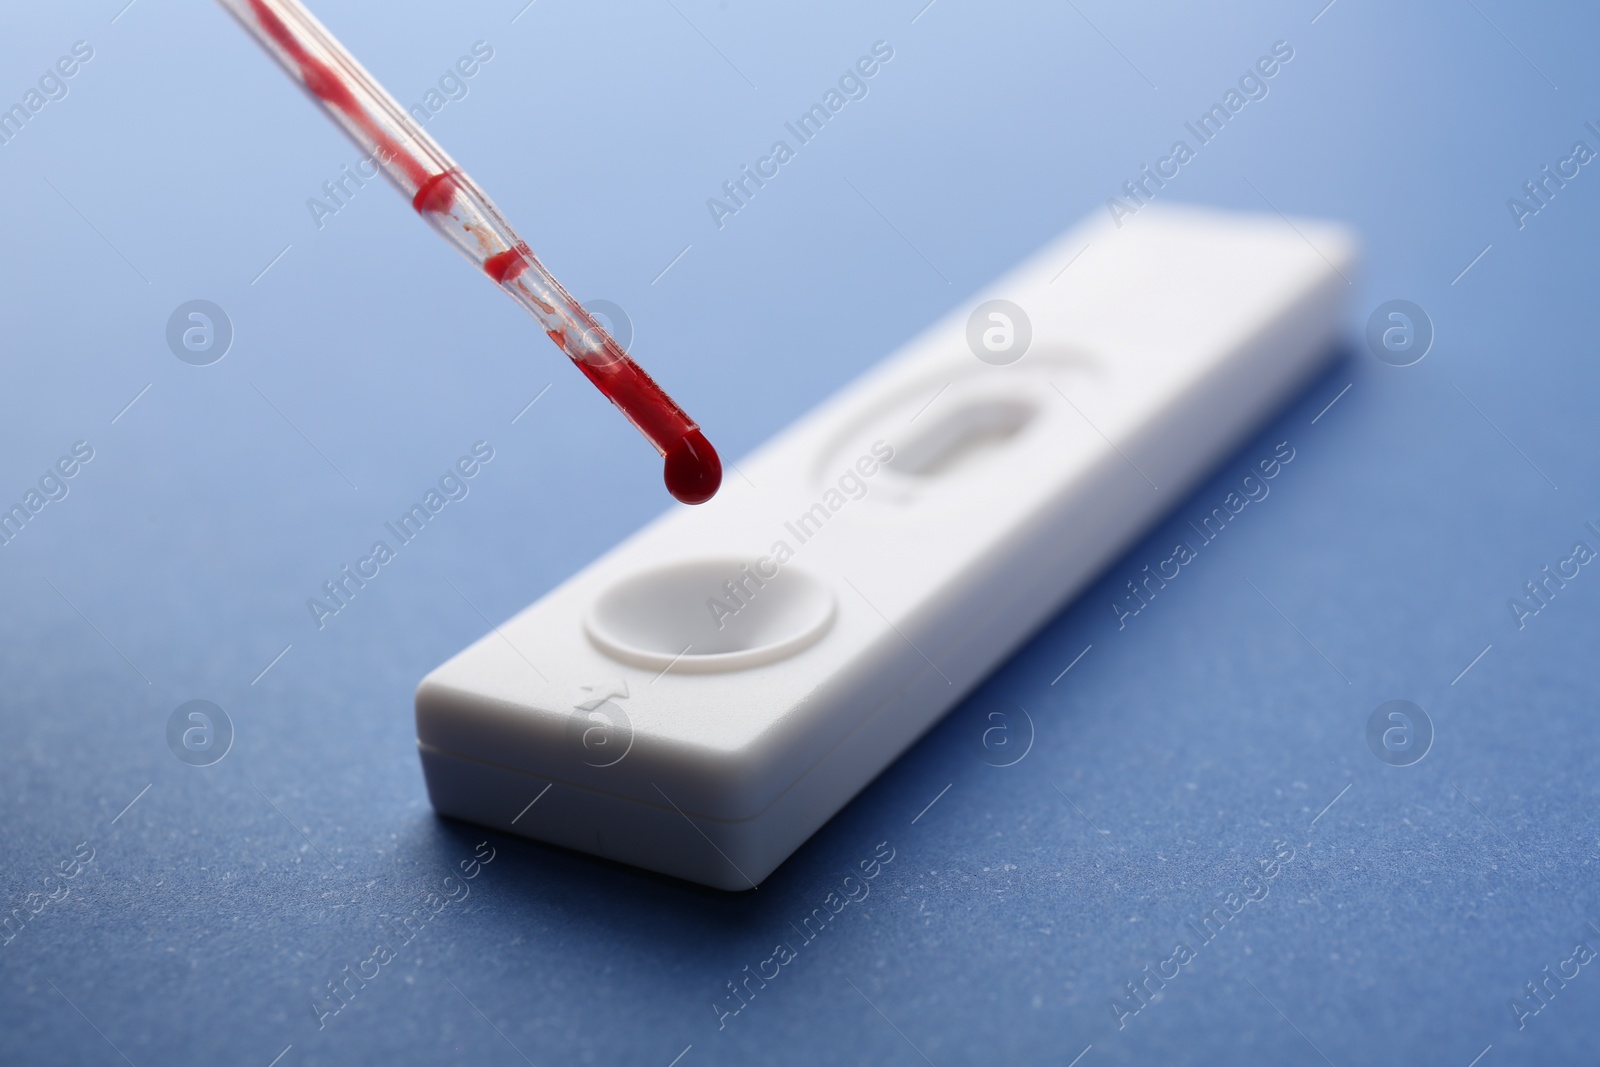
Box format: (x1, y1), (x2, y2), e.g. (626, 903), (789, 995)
(220, 0), (722, 504)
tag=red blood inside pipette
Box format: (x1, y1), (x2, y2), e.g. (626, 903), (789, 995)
(484, 247), (530, 284)
(412, 171), (461, 215)
(564, 338), (723, 505)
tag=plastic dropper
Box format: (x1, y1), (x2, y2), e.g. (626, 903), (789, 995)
(220, 0), (722, 504)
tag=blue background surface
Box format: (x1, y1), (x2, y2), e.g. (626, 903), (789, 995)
(3, 0), (1599, 1064)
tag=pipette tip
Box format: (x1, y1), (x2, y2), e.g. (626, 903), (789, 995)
(663, 428), (721, 505)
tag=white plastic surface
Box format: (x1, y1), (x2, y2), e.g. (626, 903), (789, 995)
(415, 204), (1359, 890)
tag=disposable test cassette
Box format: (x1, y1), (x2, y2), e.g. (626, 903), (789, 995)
(415, 204), (1358, 889)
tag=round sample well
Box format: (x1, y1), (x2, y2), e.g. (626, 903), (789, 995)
(584, 559), (836, 673)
